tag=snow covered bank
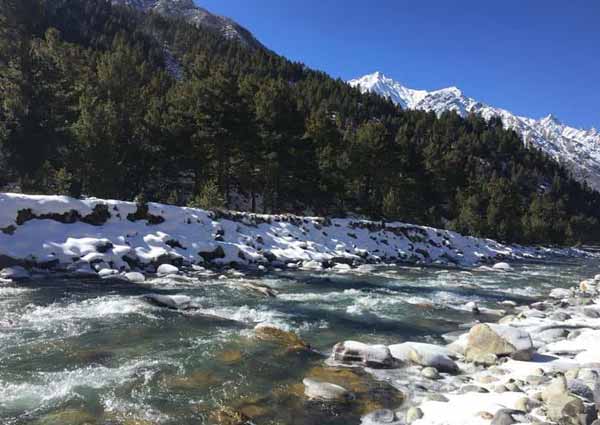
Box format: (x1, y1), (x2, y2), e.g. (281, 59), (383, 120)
(0, 193), (589, 275)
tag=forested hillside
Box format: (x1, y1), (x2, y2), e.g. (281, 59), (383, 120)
(2, 0), (600, 245)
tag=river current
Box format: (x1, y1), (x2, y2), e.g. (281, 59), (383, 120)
(0, 259), (596, 425)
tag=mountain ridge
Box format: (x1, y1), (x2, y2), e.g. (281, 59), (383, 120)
(349, 72), (600, 191)
(111, 0), (263, 49)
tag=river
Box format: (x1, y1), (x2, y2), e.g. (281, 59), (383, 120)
(0, 259), (596, 425)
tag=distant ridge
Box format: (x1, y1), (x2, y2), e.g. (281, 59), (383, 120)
(350, 72), (600, 192)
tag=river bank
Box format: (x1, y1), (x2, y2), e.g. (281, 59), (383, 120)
(0, 193), (590, 280)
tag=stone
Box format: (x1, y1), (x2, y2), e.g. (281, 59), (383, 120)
(143, 294), (191, 310)
(332, 341), (397, 368)
(490, 409), (516, 425)
(567, 379), (595, 401)
(459, 384), (489, 394)
(156, 263), (179, 276)
(406, 407), (423, 423)
(478, 412), (494, 420)
(361, 409), (397, 424)
(421, 367), (440, 379)
(465, 350), (498, 366)
(389, 342), (458, 373)
(550, 311), (572, 321)
(303, 378), (350, 401)
(254, 324), (309, 352)
(123, 271), (145, 283)
(494, 385), (508, 393)
(505, 383), (523, 392)
(583, 307), (600, 319)
(465, 323), (534, 361)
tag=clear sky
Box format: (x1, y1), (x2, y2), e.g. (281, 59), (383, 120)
(199, 0), (599, 130)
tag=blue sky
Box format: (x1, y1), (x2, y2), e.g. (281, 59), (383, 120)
(199, 0), (599, 129)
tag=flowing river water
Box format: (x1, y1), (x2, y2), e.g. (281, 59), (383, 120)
(0, 259), (597, 425)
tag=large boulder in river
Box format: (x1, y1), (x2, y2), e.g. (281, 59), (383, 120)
(389, 342), (458, 373)
(465, 323), (534, 361)
(330, 340), (398, 369)
(143, 294), (192, 310)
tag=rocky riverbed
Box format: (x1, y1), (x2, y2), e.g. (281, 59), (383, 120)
(298, 274), (600, 425)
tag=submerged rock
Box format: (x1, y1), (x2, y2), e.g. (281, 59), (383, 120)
(303, 378), (350, 401)
(240, 282), (278, 298)
(331, 340), (397, 369)
(465, 323), (534, 361)
(254, 323), (309, 352)
(35, 409), (96, 425)
(208, 406), (252, 425)
(492, 262), (512, 271)
(0, 266), (30, 280)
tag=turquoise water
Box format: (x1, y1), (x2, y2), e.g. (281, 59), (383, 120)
(0, 260), (595, 424)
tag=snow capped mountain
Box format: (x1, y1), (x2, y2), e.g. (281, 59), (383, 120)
(111, 0), (263, 49)
(349, 72), (600, 191)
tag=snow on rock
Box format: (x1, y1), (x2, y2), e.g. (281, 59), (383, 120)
(549, 287), (572, 299)
(389, 342), (458, 373)
(123, 272), (146, 283)
(0, 193), (590, 275)
(329, 340), (397, 369)
(156, 263), (179, 276)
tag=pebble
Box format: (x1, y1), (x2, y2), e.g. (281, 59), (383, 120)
(421, 367), (440, 380)
(406, 407), (423, 423)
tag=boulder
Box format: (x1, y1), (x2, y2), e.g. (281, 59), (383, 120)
(143, 294), (192, 310)
(331, 341), (397, 368)
(156, 263), (179, 276)
(303, 378), (350, 401)
(388, 342), (458, 373)
(465, 323), (534, 361)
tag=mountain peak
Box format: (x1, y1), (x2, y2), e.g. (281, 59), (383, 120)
(540, 113), (562, 126)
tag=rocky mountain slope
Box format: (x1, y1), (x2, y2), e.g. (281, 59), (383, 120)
(111, 0), (263, 49)
(349, 72), (600, 192)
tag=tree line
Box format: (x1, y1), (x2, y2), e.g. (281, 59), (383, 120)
(2, 0), (600, 245)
